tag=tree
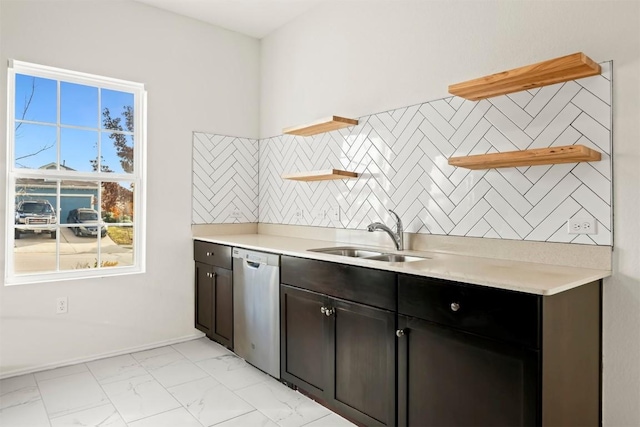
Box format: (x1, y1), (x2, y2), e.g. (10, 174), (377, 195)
(90, 156), (121, 215)
(98, 106), (135, 220)
(102, 106), (134, 173)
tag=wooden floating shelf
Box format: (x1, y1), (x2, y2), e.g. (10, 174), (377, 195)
(448, 52), (601, 101)
(448, 145), (601, 170)
(283, 116), (359, 136)
(282, 169), (359, 182)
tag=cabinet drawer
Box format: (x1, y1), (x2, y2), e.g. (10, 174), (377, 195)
(194, 241), (232, 269)
(398, 275), (540, 348)
(281, 256), (396, 311)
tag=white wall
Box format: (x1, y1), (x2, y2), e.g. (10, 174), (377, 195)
(260, 1), (640, 425)
(0, 1), (260, 375)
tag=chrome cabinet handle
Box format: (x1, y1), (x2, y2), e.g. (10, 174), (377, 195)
(450, 302), (460, 312)
(396, 329), (405, 337)
(206, 272), (216, 278)
(206, 251), (213, 256)
(320, 307), (335, 317)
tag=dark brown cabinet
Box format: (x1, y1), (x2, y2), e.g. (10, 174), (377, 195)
(281, 256), (397, 426)
(194, 241), (233, 349)
(280, 285), (328, 396)
(397, 314), (538, 426)
(397, 274), (601, 427)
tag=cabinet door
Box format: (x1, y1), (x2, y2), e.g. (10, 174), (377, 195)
(397, 315), (539, 427)
(195, 262), (214, 335)
(280, 285), (329, 397)
(212, 266), (233, 348)
(329, 298), (396, 427)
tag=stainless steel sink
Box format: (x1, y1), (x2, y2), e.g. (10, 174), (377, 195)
(309, 247), (429, 263)
(365, 254), (430, 263)
(308, 247), (385, 258)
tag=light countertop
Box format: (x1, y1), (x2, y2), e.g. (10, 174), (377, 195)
(193, 234), (611, 296)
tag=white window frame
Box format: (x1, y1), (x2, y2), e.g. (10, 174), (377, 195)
(5, 60), (147, 285)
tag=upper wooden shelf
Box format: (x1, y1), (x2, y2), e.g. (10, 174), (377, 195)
(448, 52), (601, 101)
(283, 116), (359, 136)
(448, 145), (601, 170)
(282, 169), (359, 181)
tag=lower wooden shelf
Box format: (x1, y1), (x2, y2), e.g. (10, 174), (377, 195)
(448, 145), (601, 170)
(282, 169), (359, 181)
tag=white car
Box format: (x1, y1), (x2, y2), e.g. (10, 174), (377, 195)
(15, 200), (57, 239)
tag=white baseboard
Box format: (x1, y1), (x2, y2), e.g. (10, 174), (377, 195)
(0, 332), (206, 380)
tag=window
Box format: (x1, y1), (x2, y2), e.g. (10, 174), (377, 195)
(5, 61), (146, 285)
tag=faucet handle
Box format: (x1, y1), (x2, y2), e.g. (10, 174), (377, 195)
(388, 209), (401, 225)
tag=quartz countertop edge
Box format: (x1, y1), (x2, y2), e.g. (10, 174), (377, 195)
(193, 234), (611, 296)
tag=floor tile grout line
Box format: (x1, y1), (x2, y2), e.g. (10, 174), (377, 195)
(47, 402), (115, 424)
(31, 374), (53, 427)
(82, 359), (129, 425)
(300, 413), (334, 427)
(206, 409), (260, 427)
(33, 365), (90, 385)
(127, 405), (205, 427)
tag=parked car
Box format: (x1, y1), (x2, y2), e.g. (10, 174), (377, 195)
(66, 208), (108, 238)
(15, 200), (57, 239)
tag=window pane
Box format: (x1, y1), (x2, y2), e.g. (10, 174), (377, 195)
(101, 89), (134, 131)
(60, 128), (98, 173)
(59, 227), (99, 272)
(101, 133), (134, 174)
(101, 181), (134, 223)
(13, 227), (57, 274)
(14, 123), (57, 170)
(61, 82), (98, 128)
(14, 180), (59, 274)
(15, 178), (59, 219)
(59, 181), (101, 271)
(102, 223), (133, 268)
(101, 181), (134, 268)
(60, 180), (99, 226)
(15, 74), (57, 124)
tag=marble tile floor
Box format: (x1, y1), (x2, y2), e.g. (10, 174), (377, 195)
(0, 338), (355, 427)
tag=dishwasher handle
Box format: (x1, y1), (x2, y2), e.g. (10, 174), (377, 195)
(233, 248), (280, 267)
(245, 260), (261, 269)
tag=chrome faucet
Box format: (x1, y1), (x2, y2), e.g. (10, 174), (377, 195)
(367, 209), (404, 251)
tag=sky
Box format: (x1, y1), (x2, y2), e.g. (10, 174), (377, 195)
(14, 74), (134, 175)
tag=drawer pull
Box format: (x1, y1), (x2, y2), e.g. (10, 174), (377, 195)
(206, 272), (216, 279)
(450, 302), (460, 312)
(396, 329), (406, 337)
(206, 252), (213, 256)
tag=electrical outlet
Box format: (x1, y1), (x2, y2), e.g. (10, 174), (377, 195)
(295, 208), (304, 220)
(56, 297), (68, 314)
(229, 209), (242, 219)
(310, 209), (324, 220)
(567, 218), (597, 235)
(326, 207), (340, 221)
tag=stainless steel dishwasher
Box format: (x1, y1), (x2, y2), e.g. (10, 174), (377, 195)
(232, 248), (280, 378)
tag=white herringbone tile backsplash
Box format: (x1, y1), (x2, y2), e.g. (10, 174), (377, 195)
(194, 62), (612, 245)
(192, 133), (259, 224)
